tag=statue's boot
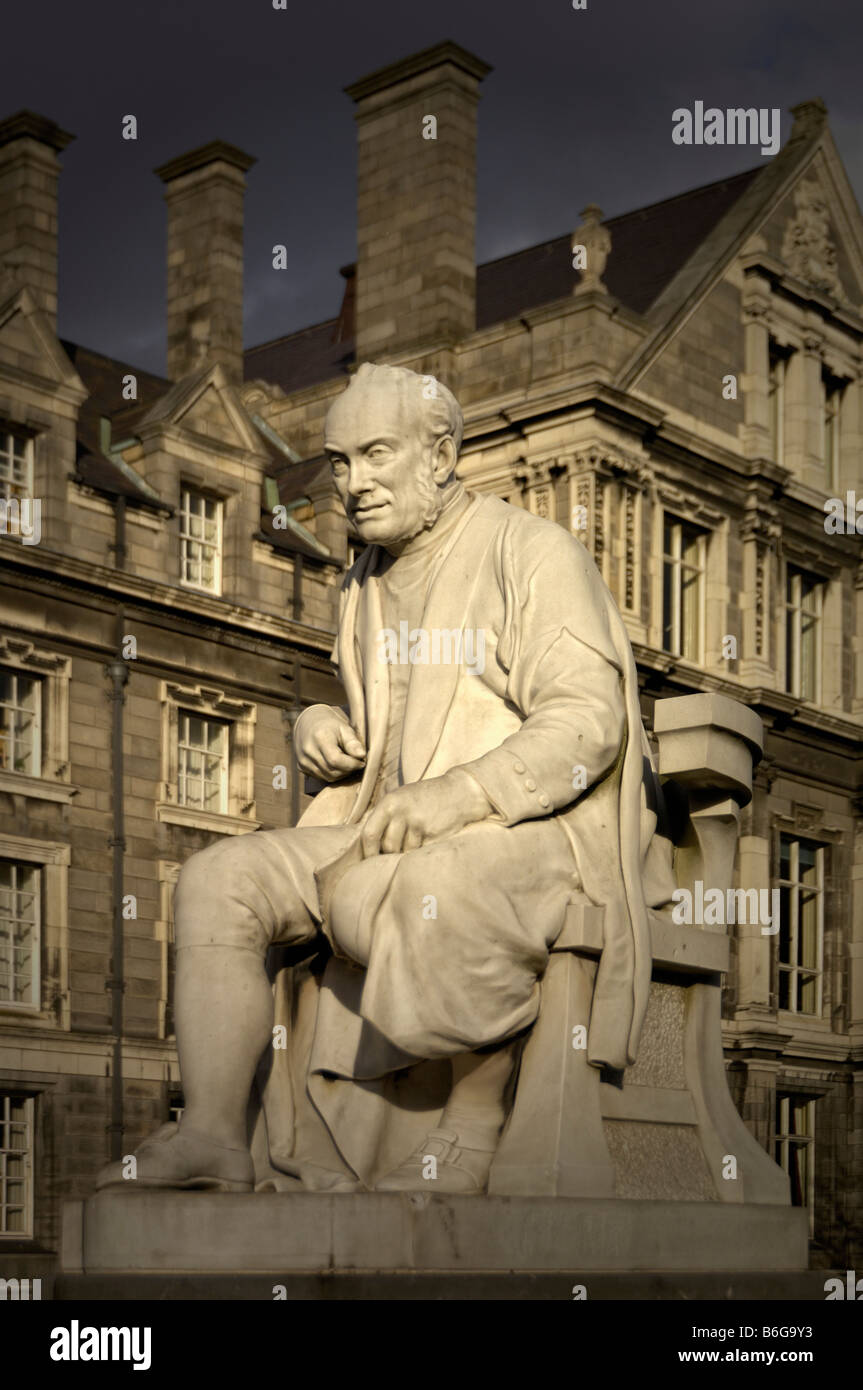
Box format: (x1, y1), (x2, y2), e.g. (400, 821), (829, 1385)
(377, 1040), (518, 1193)
(95, 1122), (254, 1193)
(375, 1126), (498, 1194)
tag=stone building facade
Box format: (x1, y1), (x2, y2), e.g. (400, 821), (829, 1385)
(0, 42), (860, 1284)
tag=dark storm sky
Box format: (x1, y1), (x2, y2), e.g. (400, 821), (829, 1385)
(6, 0), (863, 377)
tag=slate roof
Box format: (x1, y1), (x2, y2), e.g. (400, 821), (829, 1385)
(61, 339), (170, 508)
(61, 340), (169, 453)
(58, 165), (763, 541)
(243, 167), (761, 396)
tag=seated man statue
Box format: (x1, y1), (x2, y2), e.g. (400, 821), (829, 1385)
(98, 362), (675, 1197)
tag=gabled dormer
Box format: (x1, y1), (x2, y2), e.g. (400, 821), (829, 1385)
(0, 278), (87, 551)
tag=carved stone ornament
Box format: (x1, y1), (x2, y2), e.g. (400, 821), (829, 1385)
(781, 178), (843, 299)
(573, 204), (612, 292)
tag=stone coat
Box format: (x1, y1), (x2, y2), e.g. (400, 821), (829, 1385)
(301, 491), (674, 1069)
(255, 492), (675, 1188)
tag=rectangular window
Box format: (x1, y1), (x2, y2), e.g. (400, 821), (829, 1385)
(0, 1092), (34, 1237)
(777, 835), (824, 1016)
(774, 1093), (816, 1232)
(821, 370), (843, 491)
(785, 567), (823, 701)
(662, 516), (706, 660)
(0, 860), (40, 1009)
(179, 488), (222, 594)
(767, 344), (788, 464)
(177, 712), (228, 814)
(0, 430), (33, 502)
(0, 670), (41, 776)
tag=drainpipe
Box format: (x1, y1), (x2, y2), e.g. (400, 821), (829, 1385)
(112, 494), (127, 570)
(282, 655), (303, 827)
(106, 608), (128, 1162)
(292, 552), (303, 622)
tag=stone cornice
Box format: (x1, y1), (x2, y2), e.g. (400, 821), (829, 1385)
(499, 381), (665, 438)
(344, 41), (492, 102)
(154, 141), (256, 184)
(632, 647), (862, 748)
(0, 110), (75, 153)
(0, 546), (336, 657)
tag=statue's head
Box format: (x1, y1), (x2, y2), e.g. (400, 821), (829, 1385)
(324, 362), (464, 551)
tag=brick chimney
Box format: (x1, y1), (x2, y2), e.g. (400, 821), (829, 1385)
(0, 110), (74, 326)
(345, 41), (491, 361)
(154, 140), (256, 384)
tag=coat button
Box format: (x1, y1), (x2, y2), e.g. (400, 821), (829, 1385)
(525, 779), (537, 792)
(539, 793), (551, 808)
(514, 762), (526, 774)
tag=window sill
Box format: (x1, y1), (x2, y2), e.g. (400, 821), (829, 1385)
(178, 580), (223, 599)
(155, 803), (260, 835)
(777, 1010), (831, 1030)
(0, 772), (78, 803)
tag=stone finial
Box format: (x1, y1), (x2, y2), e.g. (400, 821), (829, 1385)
(572, 204), (611, 294)
(789, 98), (828, 137)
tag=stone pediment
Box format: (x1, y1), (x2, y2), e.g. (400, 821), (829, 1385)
(177, 382), (242, 445)
(140, 363), (262, 455)
(0, 282), (86, 395)
(759, 146), (863, 309)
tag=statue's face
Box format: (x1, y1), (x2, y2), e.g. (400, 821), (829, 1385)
(324, 383), (445, 550)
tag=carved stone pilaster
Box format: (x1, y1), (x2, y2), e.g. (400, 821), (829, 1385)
(514, 458), (554, 520)
(738, 491), (781, 687)
(740, 499), (781, 662)
(624, 485), (638, 611)
(573, 443), (653, 594)
(742, 293), (771, 328)
(802, 329), (824, 360)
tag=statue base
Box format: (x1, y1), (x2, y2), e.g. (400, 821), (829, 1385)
(62, 1191), (808, 1290)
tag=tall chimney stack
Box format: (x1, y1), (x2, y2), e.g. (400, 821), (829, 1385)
(0, 111), (74, 327)
(155, 141), (256, 384)
(345, 41), (491, 361)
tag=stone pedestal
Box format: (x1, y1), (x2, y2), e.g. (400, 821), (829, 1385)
(62, 1189), (808, 1280)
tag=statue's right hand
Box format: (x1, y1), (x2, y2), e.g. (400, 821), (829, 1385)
(294, 706), (366, 782)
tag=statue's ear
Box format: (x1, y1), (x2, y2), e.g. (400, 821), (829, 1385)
(431, 433), (457, 483)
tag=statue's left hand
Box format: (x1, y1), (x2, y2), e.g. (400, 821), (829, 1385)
(360, 768), (492, 856)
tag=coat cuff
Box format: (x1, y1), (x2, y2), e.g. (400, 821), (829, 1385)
(461, 746), (556, 826)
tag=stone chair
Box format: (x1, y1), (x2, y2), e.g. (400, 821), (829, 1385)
(488, 692), (792, 1208)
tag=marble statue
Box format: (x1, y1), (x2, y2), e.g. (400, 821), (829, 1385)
(97, 362), (678, 1197)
